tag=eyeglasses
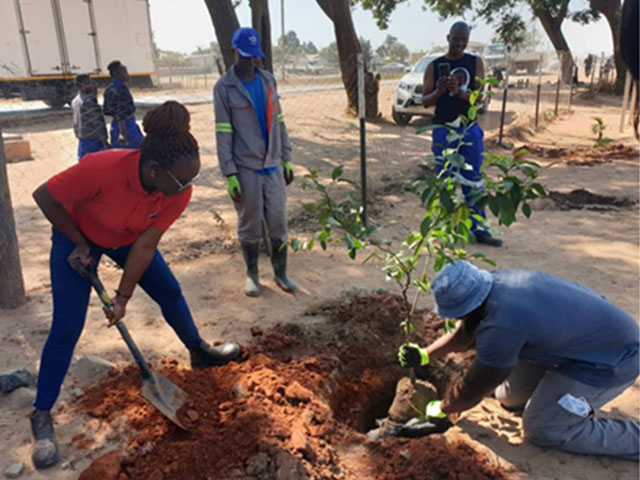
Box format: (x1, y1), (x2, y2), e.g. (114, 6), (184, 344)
(165, 168), (200, 192)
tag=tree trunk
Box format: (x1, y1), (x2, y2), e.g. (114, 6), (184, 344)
(249, 0), (273, 73)
(590, 0), (626, 94)
(0, 129), (26, 309)
(203, 0), (240, 71)
(315, 0), (380, 118)
(536, 11), (574, 84)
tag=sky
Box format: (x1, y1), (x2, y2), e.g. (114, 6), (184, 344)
(148, 0), (613, 59)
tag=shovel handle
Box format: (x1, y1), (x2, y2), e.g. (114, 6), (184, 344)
(73, 258), (153, 380)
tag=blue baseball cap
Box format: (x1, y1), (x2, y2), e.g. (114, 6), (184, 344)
(432, 261), (494, 318)
(231, 27), (265, 59)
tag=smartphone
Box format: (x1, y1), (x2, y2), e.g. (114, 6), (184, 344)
(438, 62), (451, 78)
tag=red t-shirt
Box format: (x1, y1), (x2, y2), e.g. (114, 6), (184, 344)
(47, 149), (191, 248)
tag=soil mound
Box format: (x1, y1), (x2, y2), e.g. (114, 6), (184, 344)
(74, 293), (504, 480)
(516, 143), (638, 166)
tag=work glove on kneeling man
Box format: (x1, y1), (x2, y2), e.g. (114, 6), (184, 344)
(398, 343), (430, 368)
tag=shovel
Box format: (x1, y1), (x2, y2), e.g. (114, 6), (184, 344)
(73, 258), (188, 429)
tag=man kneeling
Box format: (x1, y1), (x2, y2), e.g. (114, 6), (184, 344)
(399, 261), (639, 460)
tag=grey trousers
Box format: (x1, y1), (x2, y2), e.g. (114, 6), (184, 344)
(495, 361), (639, 461)
(234, 166), (288, 243)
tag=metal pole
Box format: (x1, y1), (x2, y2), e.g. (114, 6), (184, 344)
(498, 48), (510, 145)
(568, 73), (574, 113)
(535, 53), (542, 129)
(619, 70), (632, 132)
(554, 52), (562, 116)
(357, 53), (367, 227)
(280, 0), (285, 81)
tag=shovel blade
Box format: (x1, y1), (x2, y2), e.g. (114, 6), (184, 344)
(141, 371), (189, 430)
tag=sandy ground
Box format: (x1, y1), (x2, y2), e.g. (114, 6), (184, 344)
(0, 81), (638, 479)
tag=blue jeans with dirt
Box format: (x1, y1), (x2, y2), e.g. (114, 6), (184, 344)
(431, 123), (487, 235)
(33, 229), (203, 410)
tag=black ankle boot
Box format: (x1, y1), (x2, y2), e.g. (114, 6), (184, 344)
(271, 239), (297, 293)
(30, 409), (60, 470)
(475, 232), (503, 247)
(190, 340), (241, 369)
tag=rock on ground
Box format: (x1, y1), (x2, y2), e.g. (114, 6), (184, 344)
(3, 462), (25, 479)
(387, 377), (438, 423)
(0, 387), (36, 411)
(69, 355), (116, 384)
(0, 369), (35, 394)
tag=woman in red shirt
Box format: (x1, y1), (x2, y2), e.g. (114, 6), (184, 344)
(30, 101), (240, 470)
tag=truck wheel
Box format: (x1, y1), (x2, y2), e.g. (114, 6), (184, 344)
(392, 107), (412, 125)
(43, 98), (67, 109)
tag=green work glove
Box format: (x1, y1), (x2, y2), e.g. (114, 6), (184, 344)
(397, 343), (430, 368)
(226, 175), (242, 201)
(426, 400), (447, 420)
(282, 160), (294, 185)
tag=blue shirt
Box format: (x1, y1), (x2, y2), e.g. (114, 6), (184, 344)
(475, 270), (639, 388)
(103, 78), (135, 121)
(241, 74), (268, 148)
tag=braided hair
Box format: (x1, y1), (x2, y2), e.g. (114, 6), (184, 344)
(140, 101), (199, 168)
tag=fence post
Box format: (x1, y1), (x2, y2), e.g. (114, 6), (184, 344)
(498, 47), (510, 146)
(357, 53), (367, 228)
(535, 54), (542, 129)
(0, 128), (26, 309)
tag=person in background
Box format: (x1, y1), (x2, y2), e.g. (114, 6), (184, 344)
(421, 22), (502, 247)
(29, 101), (240, 470)
(71, 74), (108, 160)
(399, 261), (639, 460)
(214, 27), (297, 297)
(103, 60), (144, 148)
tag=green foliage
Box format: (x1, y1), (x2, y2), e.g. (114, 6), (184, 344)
(291, 78), (549, 336)
(591, 116), (606, 141)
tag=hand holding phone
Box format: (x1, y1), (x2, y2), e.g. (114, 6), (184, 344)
(438, 62), (451, 79)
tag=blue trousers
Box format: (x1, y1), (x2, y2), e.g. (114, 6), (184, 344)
(110, 117), (144, 149)
(432, 123), (487, 234)
(34, 229), (203, 410)
(77, 138), (106, 160)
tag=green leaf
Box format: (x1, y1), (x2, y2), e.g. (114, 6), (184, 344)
(522, 203), (532, 218)
(331, 165), (344, 181)
(439, 190), (454, 212)
(531, 183), (547, 197)
(348, 248), (356, 260)
(469, 90), (479, 106)
(416, 124), (445, 135)
(420, 218), (431, 236)
(443, 319), (456, 334)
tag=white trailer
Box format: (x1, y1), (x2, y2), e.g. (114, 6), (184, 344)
(0, 0), (156, 108)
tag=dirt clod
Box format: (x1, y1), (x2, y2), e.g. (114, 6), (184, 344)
(78, 451), (121, 480)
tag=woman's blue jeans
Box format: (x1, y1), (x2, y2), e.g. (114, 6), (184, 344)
(33, 229), (203, 410)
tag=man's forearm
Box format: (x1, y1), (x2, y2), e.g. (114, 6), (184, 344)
(422, 90), (443, 107)
(426, 321), (474, 361)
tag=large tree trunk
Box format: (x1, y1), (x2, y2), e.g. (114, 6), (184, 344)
(315, 0), (380, 118)
(0, 129), (26, 309)
(536, 10), (573, 84)
(590, 0), (626, 94)
(249, 0), (273, 73)
(203, 0), (240, 71)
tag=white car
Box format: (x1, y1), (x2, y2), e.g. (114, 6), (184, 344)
(392, 55), (490, 125)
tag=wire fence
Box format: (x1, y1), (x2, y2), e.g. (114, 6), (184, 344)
(1, 49), (584, 292)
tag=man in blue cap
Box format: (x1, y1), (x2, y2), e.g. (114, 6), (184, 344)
(398, 260), (639, 460)
(214, 27), (296, 297)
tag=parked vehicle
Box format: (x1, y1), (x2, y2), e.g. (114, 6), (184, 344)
(392, 55), (490, 125)
(0, 0), (156, 108)
(483, 43), (541, 75)
(380, 62), (412, 74)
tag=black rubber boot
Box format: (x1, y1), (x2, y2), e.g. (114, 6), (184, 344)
(271, 239), (297, 293)
(190, 340), (241, 369)
(30, 409), (60, 470)
(240, 242), (261, 297)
